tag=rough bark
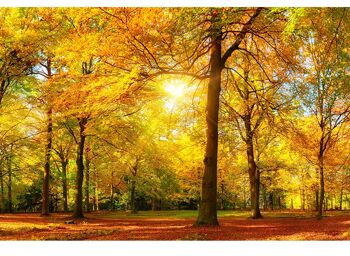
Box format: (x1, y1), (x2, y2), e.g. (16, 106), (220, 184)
(73, 117), (87, 218)
(196, 34), (221, 226)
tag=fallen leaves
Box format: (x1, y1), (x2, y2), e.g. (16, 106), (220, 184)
(0, 211), (350, 240)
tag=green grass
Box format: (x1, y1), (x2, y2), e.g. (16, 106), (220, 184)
(90, 210), (251, 219)
(89, 209), (350, 220)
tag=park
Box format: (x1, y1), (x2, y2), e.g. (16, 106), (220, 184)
(0, 7), (349, 240)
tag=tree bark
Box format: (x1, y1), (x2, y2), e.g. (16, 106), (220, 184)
(130, 159), (139, 213)
(93, 171), (99, 211)
(73, 117), (87, 218)
(130, 180), (136, 213)
(0, 161), (4, 213)
(85, 148), (90, 212)
(221, 181), (225, 210)
(41, 107), (52, 216)
(62, 159), (68, 212)
(340, 188), (343, 211)
(41, 58), (53, 216)
(301, 189), (305, 211)
(317, 142), (325, 219)
(245, 122), (262, 218)
(195, 8), (262, 225)
(196, 34), (222, 226)
(269, 193), (274, 211)
(7, 149), (12, 213)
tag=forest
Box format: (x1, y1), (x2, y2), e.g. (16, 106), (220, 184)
(0, 7), (349, 240)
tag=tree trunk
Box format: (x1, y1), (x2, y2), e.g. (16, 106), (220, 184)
(278, 196), (281, 209)
(317, 150), (325, 219)
(41, 58), (53, 216)
(246, 131), (262, 219)
(221, 181), (225, 210)
(130, 180), (136, 213)
(340, 188), (343, 211)
(315, 189), (319, 211)
(62, 159), (68, 212)
(7, 151), (12, 213)
(269, 193), (274, 211)
(73, 117), (87, 218)
(301, 189), (305, 211)
(0, 162), (4, 213)
(85, 152), (90, 212)
(93, 171), (99, 211)
(41, 107), (52, 216)
(109, 184), (115, 211)
(196, 33), (222, 226)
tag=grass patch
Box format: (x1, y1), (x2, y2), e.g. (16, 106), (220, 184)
(90, 210), (251, 219)
(89, 209), (350, 220)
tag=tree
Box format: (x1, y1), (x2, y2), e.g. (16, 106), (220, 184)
(296, 8), (350, 218)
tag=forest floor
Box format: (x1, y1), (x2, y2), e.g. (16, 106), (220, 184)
(0, 210), (350, 240)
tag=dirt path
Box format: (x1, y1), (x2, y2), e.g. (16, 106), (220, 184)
(0, 213), (349, 240)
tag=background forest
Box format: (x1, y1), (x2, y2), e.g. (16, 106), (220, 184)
(0, 7), (349, 223)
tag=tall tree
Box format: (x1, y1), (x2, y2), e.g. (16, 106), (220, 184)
(296, 8), (350, 218)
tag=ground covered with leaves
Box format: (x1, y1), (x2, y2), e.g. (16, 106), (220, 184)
(0, 210), (350, 240)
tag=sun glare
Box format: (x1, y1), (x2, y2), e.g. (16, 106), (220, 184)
(164, 79), (186, 98)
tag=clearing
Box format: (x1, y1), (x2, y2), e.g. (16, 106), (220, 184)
(0, 210), (350, 240)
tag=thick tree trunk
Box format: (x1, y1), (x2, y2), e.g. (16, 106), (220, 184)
(245, 128), (262, 219)
(62, 159), (68, 212)
(196, 34), (222, 226)
(315, 189), (319, 211)
(73, 118), (87, 219)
